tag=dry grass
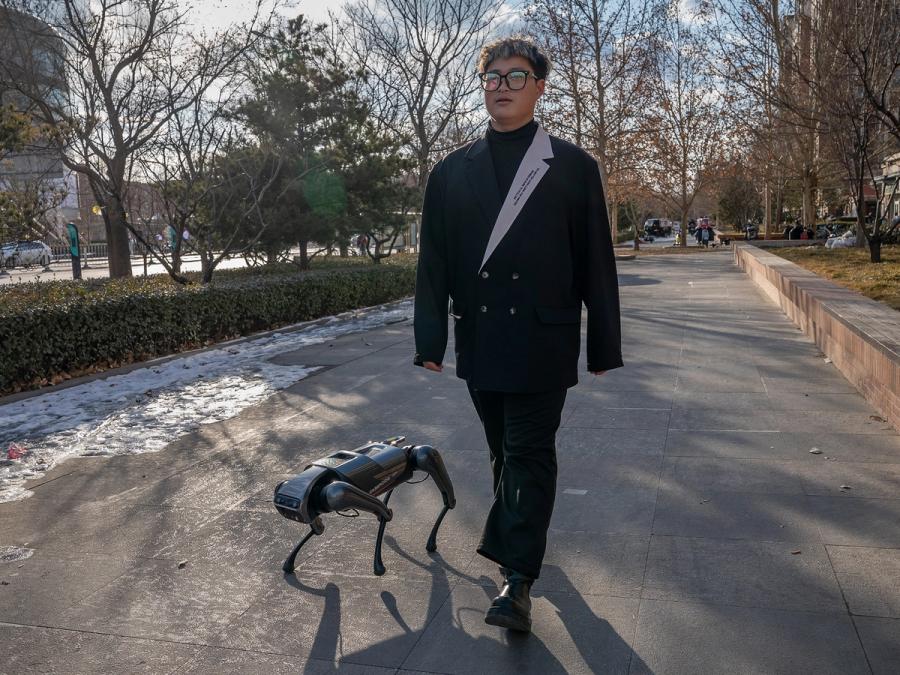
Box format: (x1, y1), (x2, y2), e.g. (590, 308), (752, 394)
(768, 244), (900, 311)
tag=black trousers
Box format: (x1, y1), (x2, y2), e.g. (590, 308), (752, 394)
(467, 384), (568, 580)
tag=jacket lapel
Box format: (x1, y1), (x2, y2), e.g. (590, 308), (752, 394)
(465, 137), (502, 232)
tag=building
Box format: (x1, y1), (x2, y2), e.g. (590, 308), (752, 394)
(0, 5), (79, 240)
(875, 152), (900, 222)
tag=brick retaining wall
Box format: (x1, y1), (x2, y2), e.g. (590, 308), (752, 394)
(733, 243), (900, 432)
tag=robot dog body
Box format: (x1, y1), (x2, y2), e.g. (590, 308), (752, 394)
(274, 437), (455, 575)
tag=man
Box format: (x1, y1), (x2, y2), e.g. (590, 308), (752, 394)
(413, 36), (622, 633)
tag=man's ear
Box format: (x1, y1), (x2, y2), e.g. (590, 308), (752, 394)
(535, 78), (546, 97)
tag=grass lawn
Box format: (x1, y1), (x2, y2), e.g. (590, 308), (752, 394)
(767, 244), (900, 311)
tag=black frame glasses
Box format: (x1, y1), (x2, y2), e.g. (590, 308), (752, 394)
(478, 69), (536, 92)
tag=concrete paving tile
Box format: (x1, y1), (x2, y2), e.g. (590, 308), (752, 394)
(0, 493), (81, 546)
(766, 411), (897, 435)
(668, 408), (779, 431)
(585, 366), (678, 392)
(798, 461), (900, 499)
(853, 617), (900, 675)
(642, 536), (844, 613)
(565, 407), (671, 430)
(0, 624), (200, 674)
(566, 389), (675, 410)
(652, 484), (824, 542)
(674, 372), (767, 393)
(56, 558), (270, 643)
(216, 575), (450, 668)
(762, 376), (858, 393)
(0, 549), (131, 625)
(159, 508), (327, 571)
(660, 457), (805, 495)
(38, 502), (226, 559)
(443, 422), (491, 451)
(375, 398), (482, 425)
(629, 599), (870, 675)
(293, 505), (480, 585)
(827, 546), (900, 617)
(669, 392), (771, 411)
(179, 648), (395, 674)
(809, 496), (900, 547)
(22, 452), (204, 506)
(556, 427), (668, 455)
(120, 460), (285, 509)
(463, 533), (650, 599)
(556, 454), (662, 492)
(550, 485), (658, 535)
(765, 392), (876, 413)
(401, 584), (640, 675)
(664, 430), (900, 463)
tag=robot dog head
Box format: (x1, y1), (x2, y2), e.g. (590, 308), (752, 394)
(273, 465), (331, 524)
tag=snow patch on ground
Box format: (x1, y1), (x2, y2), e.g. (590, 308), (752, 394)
(0, 299), (413, 503)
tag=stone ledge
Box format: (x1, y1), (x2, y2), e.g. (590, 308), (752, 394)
(734, 243), (900, 432)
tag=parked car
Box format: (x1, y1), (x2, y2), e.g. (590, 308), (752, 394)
(1, 241), (53, 269)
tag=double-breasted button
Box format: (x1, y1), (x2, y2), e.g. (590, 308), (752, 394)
(480, 305), (487, 313)
(509, 307), (517, 315)
(511, 272), (520, 280)
(481, 271), (489, 279)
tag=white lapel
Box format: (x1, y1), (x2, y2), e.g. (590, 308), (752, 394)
(479, 126), (553, 272)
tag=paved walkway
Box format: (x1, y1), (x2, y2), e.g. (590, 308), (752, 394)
(2, 251), (899, 674)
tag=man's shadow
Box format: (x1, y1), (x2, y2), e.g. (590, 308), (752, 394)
(285, 537), (651, 674)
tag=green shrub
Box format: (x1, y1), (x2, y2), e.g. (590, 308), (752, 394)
(0, 259), (416, 393)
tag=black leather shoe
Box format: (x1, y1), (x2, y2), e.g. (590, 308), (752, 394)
(485, 571), (533, 633)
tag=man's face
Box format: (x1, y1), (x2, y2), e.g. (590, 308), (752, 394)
(482, 55), (545, 126)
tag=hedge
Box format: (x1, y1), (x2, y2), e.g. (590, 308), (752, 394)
(0, 257), (416, 394)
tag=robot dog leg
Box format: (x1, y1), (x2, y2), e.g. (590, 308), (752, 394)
(274, 438), (455, 576)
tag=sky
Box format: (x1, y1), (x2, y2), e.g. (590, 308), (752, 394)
(187, 0), (523, 33)
(188, 0), (367, 32)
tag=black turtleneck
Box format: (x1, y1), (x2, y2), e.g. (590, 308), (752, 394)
(486, 119), (539, 198)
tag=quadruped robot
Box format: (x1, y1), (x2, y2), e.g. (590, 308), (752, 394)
(273, 437), (456, 575)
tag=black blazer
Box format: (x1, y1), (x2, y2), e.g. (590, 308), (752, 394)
(414, 128), (623, 392)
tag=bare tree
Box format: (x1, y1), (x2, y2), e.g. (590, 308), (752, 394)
(528, 0), (660, 239)
(337, 0), (502, 186)
(819, 3), (899, 262)
(0, 169), (68, 241)
(838, 0), (900, 145)
(643, 1), (727, 245)
(0, 0), (275, 278)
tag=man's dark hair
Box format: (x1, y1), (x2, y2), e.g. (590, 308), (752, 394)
(477, 36), (552, 80)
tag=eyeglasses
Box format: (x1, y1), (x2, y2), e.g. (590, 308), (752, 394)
(478, 69), (536, 92)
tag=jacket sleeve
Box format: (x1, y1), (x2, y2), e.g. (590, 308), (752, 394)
(413, 160), (450, 366)
(580, 156), (623, 372)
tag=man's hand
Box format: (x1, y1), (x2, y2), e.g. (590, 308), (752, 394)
(423, 361), (443, 373)
(590, 370), (607, 376)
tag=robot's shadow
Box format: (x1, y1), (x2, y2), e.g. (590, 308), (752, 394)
(285, 537), (650, 674)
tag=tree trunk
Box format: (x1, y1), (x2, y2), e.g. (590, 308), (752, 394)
(801, 170), (815, 229)
(610, 203), (618, 244)
(104, 198), (133, 278)
(172, 243), (182, 274)
(856, 172), (868, 249)
(201, 252), (214, 284)
(298, 240), (309, 270)
(869, 238), (881, 263)
(339, 242), (349, 257)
